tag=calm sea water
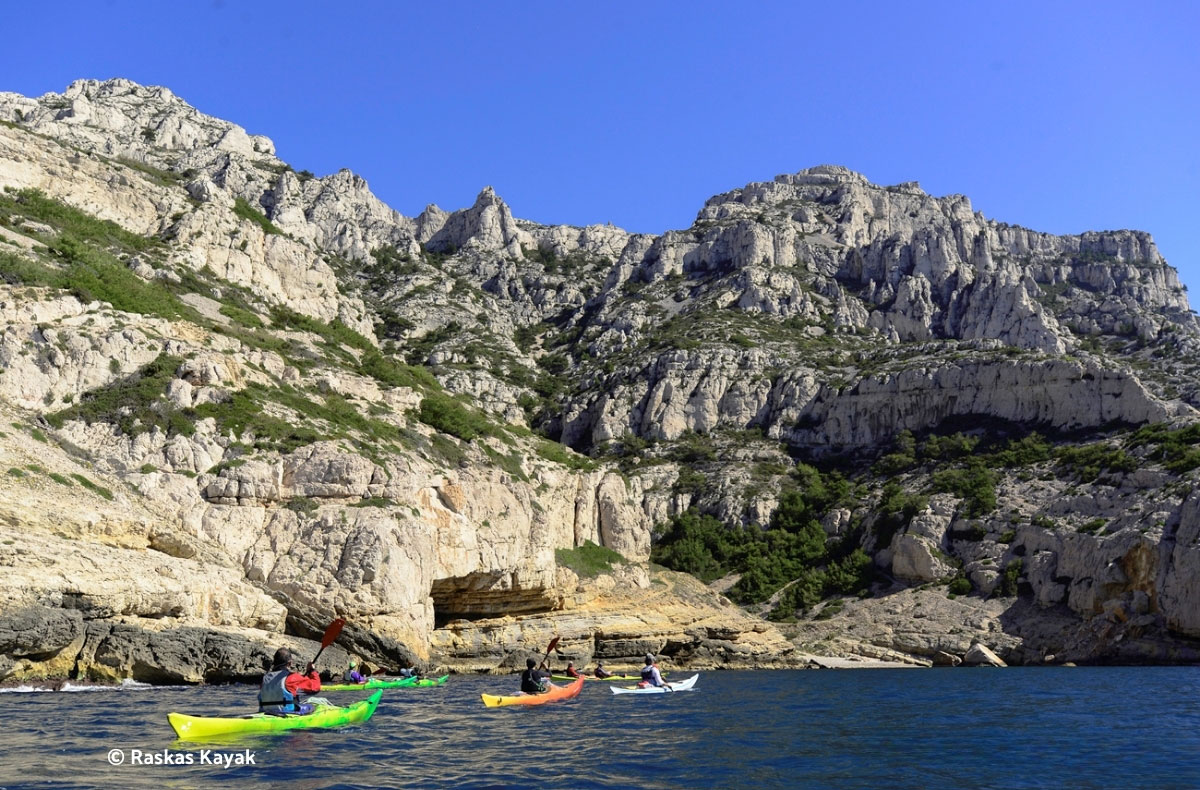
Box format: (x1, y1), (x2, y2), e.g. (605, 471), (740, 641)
(1, 668), (1198, 789)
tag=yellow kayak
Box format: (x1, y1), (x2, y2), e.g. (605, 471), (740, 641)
(168, 691), (382, 738)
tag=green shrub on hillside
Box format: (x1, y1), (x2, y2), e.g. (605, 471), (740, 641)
(1056, 442), (1137, 482)
(672, 467), (708, 495)
(0, 188), (153, 252)
(874, 430), (917, 475)
(874, 481), (927, 547)
(358, 350), (440, 391)
(919, 432), (978, 461)
(71, 473), (113, 501)
(366, 245), (420, 290)
(0, 246), (194, 321)
(233, 197), (282, 235)
(404, 322), (461, 366)
(47, 355), (189, 436)
(1127, 423), (1200, 473)
(219, 303), (265, 329)
(535, 439), (596, 471)
(931, 459), (996, 517)
(988, 433), (1053, 467)
(269, 306), (374, 352)
(555, 540), (626, 578)
(766, 549), (874, 620)
(998, 558), (1023, 597)
(667, 431), (718, 464)
(651, 510), (743, 583)
(416, 393), (495, 441)
(653, 465), (865, 611)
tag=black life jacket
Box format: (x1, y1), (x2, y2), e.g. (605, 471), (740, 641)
(520, 668), (546, 693)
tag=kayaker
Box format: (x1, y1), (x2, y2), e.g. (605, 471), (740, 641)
(639, 653), (672, 690)
(342, 660), (367, 684)
(259, 647), (321, 714)
(519, 657), (557, 694)
(565, 661), (584, 679)
(594, 662), (613, 679)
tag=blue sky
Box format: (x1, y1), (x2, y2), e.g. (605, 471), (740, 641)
(4, 1), (1198, 294)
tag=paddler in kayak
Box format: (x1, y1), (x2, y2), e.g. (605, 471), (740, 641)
(519, 657), (559, 695)
(259, 647), (321, 714)
(593, 661), (613, 679)
(639, 653), (673, 690)
(342, 659), (368, 684)
(564, 661), (585, 679)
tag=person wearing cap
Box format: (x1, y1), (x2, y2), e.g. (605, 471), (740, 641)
(593, 661), (613, 679)
(259, 647), (321, 714)
(342, 659), (367, 684)
(639, 653), (673, 690)
(564, 661), (585, 679)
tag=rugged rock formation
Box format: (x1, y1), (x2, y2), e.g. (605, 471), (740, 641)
(432, 567), (796, 672)
(1, 78), (1199, 682)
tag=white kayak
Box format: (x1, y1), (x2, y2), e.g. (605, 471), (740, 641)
(610, 673), (699, 694)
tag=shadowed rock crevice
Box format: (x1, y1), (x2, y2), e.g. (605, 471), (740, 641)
(430, 572), (557, 627)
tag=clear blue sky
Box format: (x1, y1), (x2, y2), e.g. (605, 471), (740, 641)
(4, 1), (1198, 294)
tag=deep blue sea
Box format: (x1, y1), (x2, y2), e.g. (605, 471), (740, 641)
(2, 668), (1199, 789)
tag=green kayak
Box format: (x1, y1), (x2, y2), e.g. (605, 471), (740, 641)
(168, 690), (382, 738)
(322, 676), (418, 691)
(322, 674), (447, 691)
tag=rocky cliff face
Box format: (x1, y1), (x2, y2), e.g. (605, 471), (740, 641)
(0, 79), (1198, 681)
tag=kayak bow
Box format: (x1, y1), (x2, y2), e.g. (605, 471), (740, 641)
(167, 690), (382, 738)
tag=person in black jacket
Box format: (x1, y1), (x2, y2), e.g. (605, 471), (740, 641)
(519, 657), (558, 694)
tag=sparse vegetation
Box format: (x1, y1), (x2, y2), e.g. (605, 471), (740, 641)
(555, 540), (627, 578)
(48, 355), (190, 437)
(233, 197), (282, 235)
(998, 558), (1023, 597)
(415, 393), (497, 442)
(931, 460), (997, 517)
(71, 473), (113, 500)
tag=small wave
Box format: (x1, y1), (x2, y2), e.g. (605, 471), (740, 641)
(0, 684), (55, 693)
(1, 678), (177, 693)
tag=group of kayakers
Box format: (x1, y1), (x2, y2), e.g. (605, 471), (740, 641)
(515, 652), (672, 697)
(259, 645), (669, 713)
(341, 661), (420, 684)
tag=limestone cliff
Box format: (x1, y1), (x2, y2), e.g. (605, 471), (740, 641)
(1, 79), (1199, 682)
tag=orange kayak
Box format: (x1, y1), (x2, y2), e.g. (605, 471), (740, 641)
(480, 676), (584, 708)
